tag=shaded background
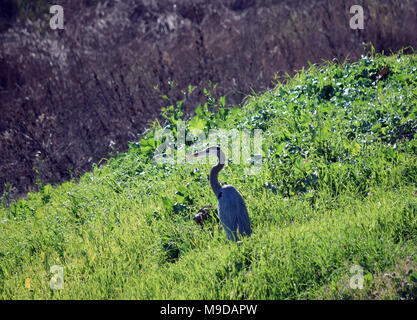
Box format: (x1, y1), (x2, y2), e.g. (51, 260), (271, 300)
(1, 0), (416, 199)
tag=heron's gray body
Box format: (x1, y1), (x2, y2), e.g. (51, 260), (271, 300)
(217, 185), (251, 241)
(188, 146), (252, 241)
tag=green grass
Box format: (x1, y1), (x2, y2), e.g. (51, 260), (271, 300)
(1, 52), (417, 299)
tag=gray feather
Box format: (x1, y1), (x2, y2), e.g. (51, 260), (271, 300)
(218, 185), (251, 241)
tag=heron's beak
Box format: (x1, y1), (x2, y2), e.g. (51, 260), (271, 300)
(185, 153), (198, 160)
(186, 150), (208, 159)
(186, 148), (213, 161)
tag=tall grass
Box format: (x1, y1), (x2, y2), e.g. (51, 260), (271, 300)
(0, 52), (416, 299)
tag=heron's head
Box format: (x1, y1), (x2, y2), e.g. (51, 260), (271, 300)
(186, 146), (223, 162)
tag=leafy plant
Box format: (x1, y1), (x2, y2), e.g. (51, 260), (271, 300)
(1, 52), (416, 300)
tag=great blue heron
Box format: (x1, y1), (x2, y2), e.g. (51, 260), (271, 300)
(187, 146), (251, 241)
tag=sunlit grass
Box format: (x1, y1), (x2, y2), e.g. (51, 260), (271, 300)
(1, 52), (416, 299)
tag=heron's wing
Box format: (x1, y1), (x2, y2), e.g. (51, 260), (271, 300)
(218, 194), (238, 241)
(236, 199), (251, 237)
(218, 186), (251, 240)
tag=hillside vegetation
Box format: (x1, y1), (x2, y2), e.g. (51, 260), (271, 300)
(2, 0), (417, 200)
(1, 52), (417, 299)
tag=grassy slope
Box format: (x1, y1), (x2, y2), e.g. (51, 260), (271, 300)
(1, 53), (417, 299)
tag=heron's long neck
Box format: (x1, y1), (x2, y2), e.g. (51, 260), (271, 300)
(210, 151), (225, 197)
